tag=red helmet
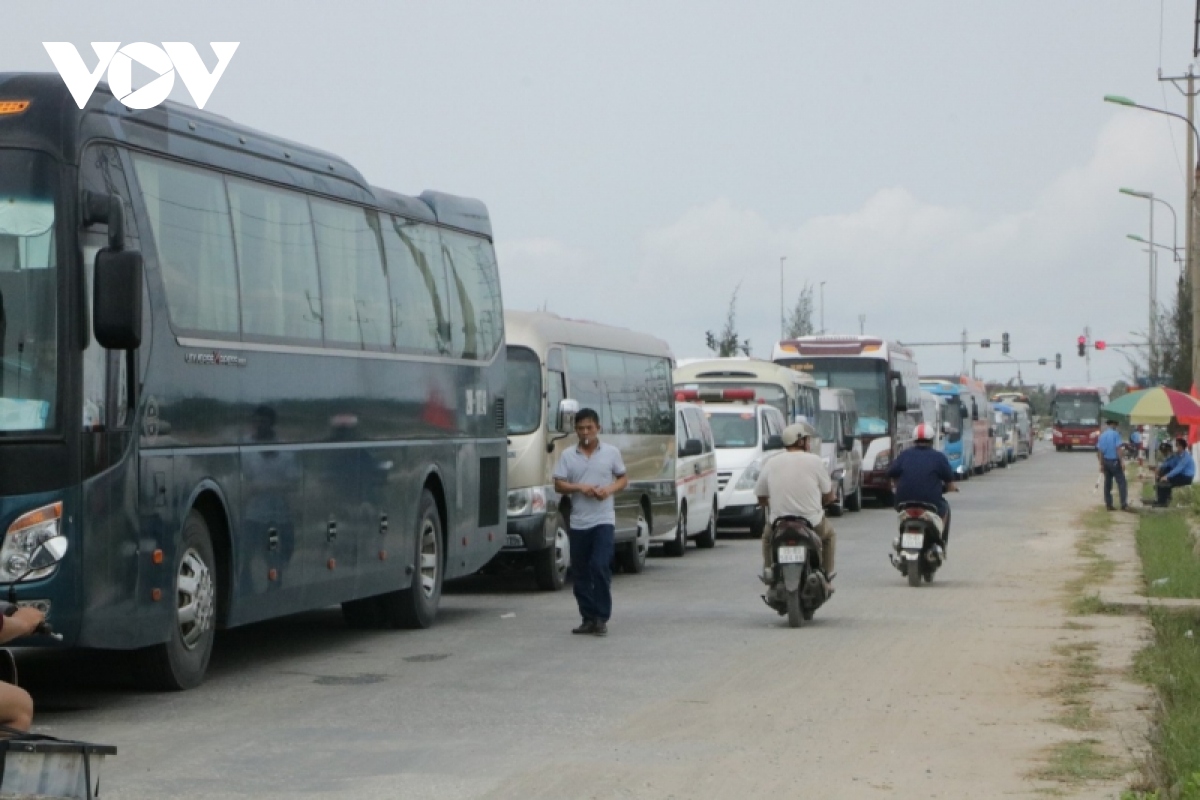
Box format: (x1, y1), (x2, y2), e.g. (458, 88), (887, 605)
(914, 423), (936, 442)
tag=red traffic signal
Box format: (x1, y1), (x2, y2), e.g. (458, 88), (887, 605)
(1095, 340), (1106, 351)
(1077, 336), (1086, 345)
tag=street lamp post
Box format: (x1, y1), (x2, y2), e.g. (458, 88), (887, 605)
(819, 281), (826, 335)
(1121, 189), (1182, 267)
(779, 256), (787, 341)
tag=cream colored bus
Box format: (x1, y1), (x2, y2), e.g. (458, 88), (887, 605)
(497, 311), (676, 590)
(673, 357), (819, 425)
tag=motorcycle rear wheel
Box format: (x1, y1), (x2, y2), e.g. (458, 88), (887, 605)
(786, 590), (802, 628)
(907, 560), (922, 587)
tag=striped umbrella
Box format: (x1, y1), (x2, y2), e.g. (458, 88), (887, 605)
(1101, 386), (1200, 425)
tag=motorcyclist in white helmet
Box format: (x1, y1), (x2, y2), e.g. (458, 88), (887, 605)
(885, 423), (958, 549)
(754, 421), (838, 584)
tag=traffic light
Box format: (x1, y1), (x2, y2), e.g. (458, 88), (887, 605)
(1001, 332), (1010, 354)
(1037, 358), (1047, 365)
(1077, 335), (1087, 356)
(980, 338), (991, 349)
(1095, 340), (1106, 351)
(1055, 353), (1062, 369)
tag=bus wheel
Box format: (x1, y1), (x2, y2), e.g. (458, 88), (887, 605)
(618, 513), (649, 574)
(379, 489), (443, 629)
(135, 510), (217, 691)
(533, 515), (570, 591)
(845, 482), (862, 512)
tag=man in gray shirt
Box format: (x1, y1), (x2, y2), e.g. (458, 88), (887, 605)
(553, 408), (628, 637)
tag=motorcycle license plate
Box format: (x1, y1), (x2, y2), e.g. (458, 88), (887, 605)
(777, 545), (807, 564)
(901, 533), (925, 549)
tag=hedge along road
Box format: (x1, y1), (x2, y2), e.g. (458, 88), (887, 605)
(18, 450), (1111, 798)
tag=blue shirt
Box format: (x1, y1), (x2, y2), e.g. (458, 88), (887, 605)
(553, 442), (627, 529)
(1096, 428), (1123, 461)
(1164, 450), (1196, 481)
(885, 446), (954, 507)
(1158, 453), (1180, 477)
(1131, 431), (1142, 445)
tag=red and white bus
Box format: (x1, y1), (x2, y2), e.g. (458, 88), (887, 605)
(1051, 387), (1110, 451)
(772, 337), (921, 503)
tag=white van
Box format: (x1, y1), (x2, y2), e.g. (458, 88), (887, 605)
(658, 402), (719, 556)
(817, 387), (864, 514)
(700, 401), (787, 532)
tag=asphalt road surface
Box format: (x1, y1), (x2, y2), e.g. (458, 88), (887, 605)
(21, 449), (1098, 799)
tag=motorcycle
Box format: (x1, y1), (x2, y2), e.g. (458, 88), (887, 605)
(0, 536), (118, 800)
(762, 516), (831, 627)
(889, 501), (946, 587)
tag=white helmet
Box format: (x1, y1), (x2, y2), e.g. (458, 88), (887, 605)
(914, 423), (936, 442)
(781, 421), (816, 446)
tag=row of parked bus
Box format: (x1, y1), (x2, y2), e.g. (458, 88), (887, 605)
(0, 74), (1044, 691)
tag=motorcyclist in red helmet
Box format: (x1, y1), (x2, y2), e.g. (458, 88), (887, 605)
(885, 423), (958, 550)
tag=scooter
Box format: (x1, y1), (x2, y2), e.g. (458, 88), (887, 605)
(762, 516), (831, 627)
(889, 501), (946, 587)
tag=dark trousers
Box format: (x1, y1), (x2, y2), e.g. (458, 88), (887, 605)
(1156, 475), (1193, 506)
(569, 524), (614, 623)
(1102, 459), (1128, 509)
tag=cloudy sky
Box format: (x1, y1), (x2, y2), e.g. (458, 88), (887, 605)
(12, 1), (1198, 389)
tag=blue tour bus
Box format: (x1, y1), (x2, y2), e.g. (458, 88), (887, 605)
(918, 379), (974, 479)
(0, 74), (507, 689)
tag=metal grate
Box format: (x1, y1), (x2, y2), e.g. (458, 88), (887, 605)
(494, 398), (506, 431)
(717, 471), (733, 491)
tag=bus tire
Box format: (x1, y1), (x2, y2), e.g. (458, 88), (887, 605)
(845, 482), (862, 512)
(379, 489), (443, 629)
(134, 510), (218, 691)
(532, 515), (570, 591)
(618, 511), (649, 574)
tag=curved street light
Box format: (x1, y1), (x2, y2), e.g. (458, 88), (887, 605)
(1120, 188), (1181, 264)
(1104, 95), (1200, 155)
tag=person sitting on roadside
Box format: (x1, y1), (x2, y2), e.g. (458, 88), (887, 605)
(1155, 442), (1177, 479)
(0, 606), (46, 731)
(1154, 437), (1196, 508)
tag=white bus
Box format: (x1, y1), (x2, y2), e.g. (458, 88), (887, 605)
(772, 336), (921, 504)
(672, 358), (819, 425)
(498, 311), (676, 590)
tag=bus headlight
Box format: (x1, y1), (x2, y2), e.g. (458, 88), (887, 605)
(0, 502), (63, 582)
(874, 451), (892, 470)
(507, 487), (547, 518)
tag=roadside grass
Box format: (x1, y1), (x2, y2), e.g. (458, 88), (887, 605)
(1131, 608), (1200, 798)
(1065, 509), (1117, 613)
(1137, 513), (1200, 599)
(1033, 739), (1124, 784)
(1052, 641), (1101, 731)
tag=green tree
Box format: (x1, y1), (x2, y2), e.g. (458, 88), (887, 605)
(705, 284), (752, 357)
(784, 282), (816, 339)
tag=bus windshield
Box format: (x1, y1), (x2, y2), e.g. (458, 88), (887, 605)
(786, 359), (888, 437)
(707, 413), (759, 448)
(506, 346), (542, 435)
(943, 399), (964, 443)
(1055, 396), (1101, 427)
(0, 151), (59, 434)
(818, 410), (837, 442)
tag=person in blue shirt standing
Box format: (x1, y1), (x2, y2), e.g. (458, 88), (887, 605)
(1096, 419), (1131, 511)
(1154, 437), (1196, 507)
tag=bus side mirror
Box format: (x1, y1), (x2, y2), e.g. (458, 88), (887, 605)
(894, 386), (908, 411)
(842, 435), (855, 452)
(557, 399), (579, 433)
(93, 248), (143, 350)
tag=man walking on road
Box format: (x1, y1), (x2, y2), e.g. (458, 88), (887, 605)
(1097, 418), (1131, 512)
(553, 408), (627, 637)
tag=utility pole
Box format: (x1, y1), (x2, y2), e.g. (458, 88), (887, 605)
(858, 314), (865, 335)
(1160, 54), (1199, 391)
(819, 281), (826, 335)
(1085, 324), (1092, 384)
(961, 328), (968, 374)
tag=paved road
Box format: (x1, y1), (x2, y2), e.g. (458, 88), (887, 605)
(21, 448), (1095, 799)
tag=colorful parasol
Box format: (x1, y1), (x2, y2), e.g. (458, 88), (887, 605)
(1101, 386), (1200, 425)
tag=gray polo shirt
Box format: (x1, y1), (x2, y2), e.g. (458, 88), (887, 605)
(553, 442), (627, 529)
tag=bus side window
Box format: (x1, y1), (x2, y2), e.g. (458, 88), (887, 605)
(384, 217), (449, 356)
(439, 229), (502, 361)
